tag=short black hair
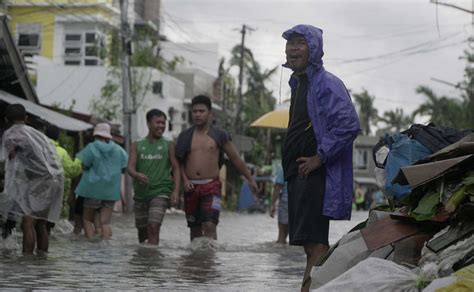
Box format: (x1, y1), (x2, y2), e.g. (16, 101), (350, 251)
(45, 124), (60, 140)
(146, 108), (167, 122)
(191, 95), (212, 110)
(5, 104), (26, 122)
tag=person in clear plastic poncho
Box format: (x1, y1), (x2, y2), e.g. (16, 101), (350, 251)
(1, 104), (64, 254)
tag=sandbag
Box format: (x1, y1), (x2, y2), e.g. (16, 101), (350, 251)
(311, 231), (393, 289)
(314, 258), (418, 292)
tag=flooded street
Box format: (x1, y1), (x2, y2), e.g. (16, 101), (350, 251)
(0, 211), (368, 291)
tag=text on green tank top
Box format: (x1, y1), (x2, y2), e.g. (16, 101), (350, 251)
(134, 137), (173, 200)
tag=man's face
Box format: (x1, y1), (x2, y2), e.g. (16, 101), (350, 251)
(147, 115), (166, 138)
(191, 104), (211, 126)
(285, 34), (309, 73)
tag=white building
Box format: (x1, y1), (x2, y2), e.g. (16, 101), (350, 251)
(35, 57), (186, 140)
(160, 41), (221, 128)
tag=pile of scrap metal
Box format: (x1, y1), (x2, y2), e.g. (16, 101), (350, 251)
(311, 128), (474, 291)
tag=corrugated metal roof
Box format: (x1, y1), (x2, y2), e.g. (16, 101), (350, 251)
(0, 90), (92, 131)
(0, 14), (38, 103)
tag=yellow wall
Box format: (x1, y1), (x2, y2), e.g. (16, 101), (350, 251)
(8, 5), (115, 59)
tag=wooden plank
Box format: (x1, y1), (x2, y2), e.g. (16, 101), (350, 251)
(361, 217), (420, 251)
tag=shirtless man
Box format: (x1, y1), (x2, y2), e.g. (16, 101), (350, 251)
(175, 95), (258, 240)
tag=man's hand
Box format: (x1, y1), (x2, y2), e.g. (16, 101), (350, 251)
(296, 155), (322, 177)
(170, 190), (180, 206)
(183, 179), (194, 192)
(134, 172), (149, 184)
(248, 178), (259, 195)
(270, 205), (277, 218)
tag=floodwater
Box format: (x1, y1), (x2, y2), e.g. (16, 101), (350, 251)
(0, 211), (368, 291)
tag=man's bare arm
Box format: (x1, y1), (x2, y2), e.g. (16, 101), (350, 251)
(179, 159), (194, 192)
(127, 142), (149, 184)
(222, 142), (259, 194)
(168, 141), (181, 204)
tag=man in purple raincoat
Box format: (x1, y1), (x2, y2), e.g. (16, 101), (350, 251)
(281, 24), (360, 290)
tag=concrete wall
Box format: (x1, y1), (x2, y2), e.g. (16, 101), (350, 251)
(35, 58), (185, 139)
(160, 42), (219, 78)
(131, 67), (186, 141)
(36, 56), (107, 111)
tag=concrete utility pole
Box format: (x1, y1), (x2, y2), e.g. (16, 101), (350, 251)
(235, 24), (254, 135)
(120, 0), (133, 213)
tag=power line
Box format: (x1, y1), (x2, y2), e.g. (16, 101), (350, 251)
(333, 31), (466, 64)
(430, 0), (474, 14)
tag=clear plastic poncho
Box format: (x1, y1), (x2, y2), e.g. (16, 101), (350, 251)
(0, 124), (64, 223)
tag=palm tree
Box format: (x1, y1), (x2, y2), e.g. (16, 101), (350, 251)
(459, 48), (474, 128)
(228, 45), (278, 133)
(378, 108), (413, 132)
(413, 86), (465, 128)
(220, 45), (279, 164)
(353, 89), (378, 136)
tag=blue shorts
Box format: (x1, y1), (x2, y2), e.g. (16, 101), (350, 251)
(278, 192), (288, 225)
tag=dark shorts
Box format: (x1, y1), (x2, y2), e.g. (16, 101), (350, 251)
(184, 179), (222, 228)
(83, 198), (116, 210)
(74, 196), (84, 215)
(278, 192), (289, 225)
(287, 167), (329, 246)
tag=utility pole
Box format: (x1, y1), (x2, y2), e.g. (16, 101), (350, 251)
(120, 0), (133, 213)
(235, 24), (254, 135)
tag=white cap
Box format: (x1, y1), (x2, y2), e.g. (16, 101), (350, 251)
(93, 123), (112, 139)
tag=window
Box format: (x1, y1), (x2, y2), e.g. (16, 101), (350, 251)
(63, 29), (106, 66)
(152, 81), (163, 96)
(16, 23), (41, 55)
(354, 148), (369, 170)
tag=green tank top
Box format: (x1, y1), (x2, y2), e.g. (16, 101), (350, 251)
(133, 137), (173, 201)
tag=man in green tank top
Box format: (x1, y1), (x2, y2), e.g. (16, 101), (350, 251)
(127, 109), (181, 245)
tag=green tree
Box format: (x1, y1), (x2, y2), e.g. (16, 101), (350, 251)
(90, 75), (121, 121)
(413, 42), (473, 129)
(220, 45), (278, 165)
(459, 46), (474, 127)
(413, 85), (465, 128)
(217, 57), (238, 127)
(91, 26), (183, 121)
(378, 108), (413, 132)
(353, 89), (378, 136)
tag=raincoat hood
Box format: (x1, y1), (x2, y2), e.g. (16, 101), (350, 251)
(91, 140), (116, 157)
(282, 24), (324, 71)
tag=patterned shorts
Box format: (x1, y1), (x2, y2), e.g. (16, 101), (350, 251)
(134, 197), (169, 228)
(184, 178), (222, 228)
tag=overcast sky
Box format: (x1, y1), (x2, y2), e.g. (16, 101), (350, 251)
(161, 0), (473, 116)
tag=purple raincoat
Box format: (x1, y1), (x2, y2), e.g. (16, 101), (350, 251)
(283, 25), (361, 220)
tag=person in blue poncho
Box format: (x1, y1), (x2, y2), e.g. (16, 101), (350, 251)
(281, 25), (361, 290)
(75, 123), (128, 240)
